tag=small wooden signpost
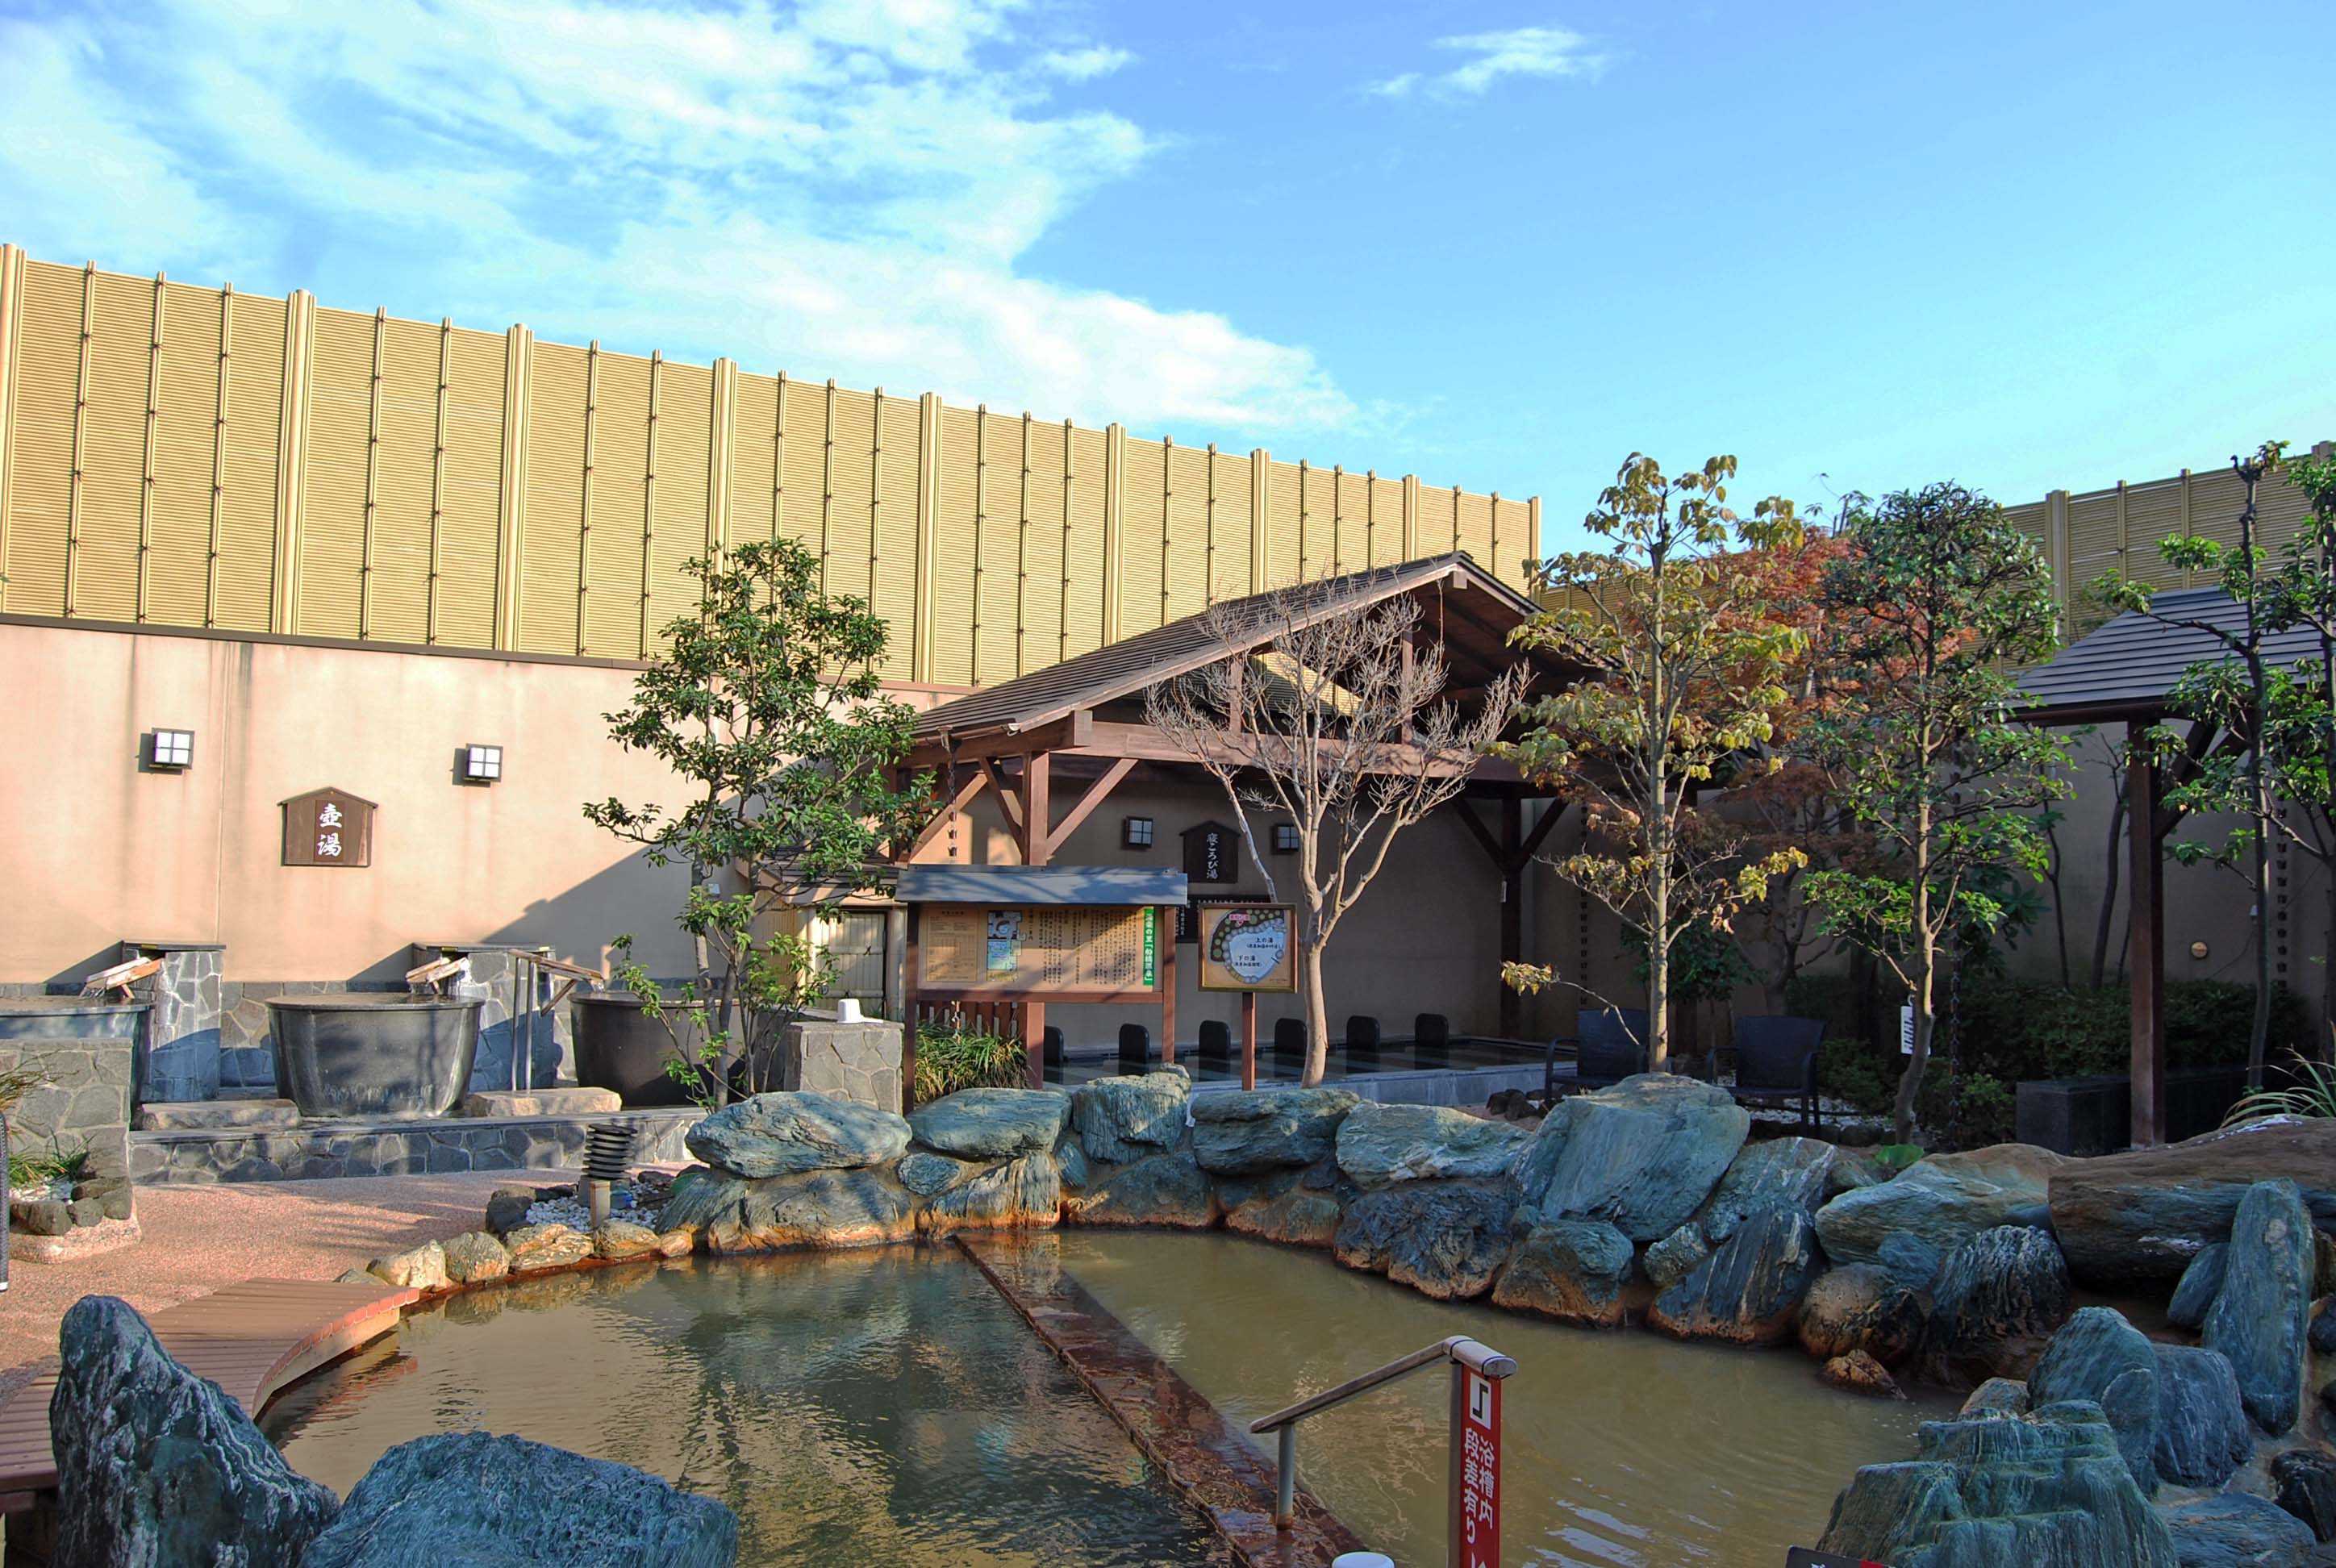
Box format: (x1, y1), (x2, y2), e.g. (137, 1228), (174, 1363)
(281, 787), (376, 868)
(1196, 903), (1295, 1090)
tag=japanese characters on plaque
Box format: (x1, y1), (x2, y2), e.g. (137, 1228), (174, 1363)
(1457, 1366), (1501, 1568)
(921, 904), (1158, 993)
(1181, 820), (1237, 884)
(281, 787), (376, 868)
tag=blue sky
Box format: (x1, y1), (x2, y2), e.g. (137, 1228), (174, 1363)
(3, 0), (2330, 553)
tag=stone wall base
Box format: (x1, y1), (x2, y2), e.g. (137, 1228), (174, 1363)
(131, 1108), (701, 1186)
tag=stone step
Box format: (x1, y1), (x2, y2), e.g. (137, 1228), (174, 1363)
(134, 1099), (301, 1131)
(130, 1107), (700, 1185)
(461, 1088), (623, 1119)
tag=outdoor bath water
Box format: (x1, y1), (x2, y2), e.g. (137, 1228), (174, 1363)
(265, 1234), (1948, 1567)
(1055, 1231), (1954, 1567)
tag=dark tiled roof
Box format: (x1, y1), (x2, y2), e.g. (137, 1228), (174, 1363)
(913, 553), (1546, 739)
(893, 865), (1189, 906)
(2020, 587), (2326, 718)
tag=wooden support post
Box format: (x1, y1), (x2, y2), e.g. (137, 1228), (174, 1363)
(1159, 906), (1179, 1068)
(1241, 990), (1258, 1091)
(1022, 752), (1052, 867)
(2129, 736), (2167, 1148)
(1500, 794), (1523, 1040)
(903, 905), (921, 1113)
(1024, 1000), (1047, 1089)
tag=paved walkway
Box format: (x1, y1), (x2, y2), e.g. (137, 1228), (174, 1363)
(0, 1170), (535, 1403)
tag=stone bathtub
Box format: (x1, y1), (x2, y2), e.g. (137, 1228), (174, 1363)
(265, 995), (482, 1119)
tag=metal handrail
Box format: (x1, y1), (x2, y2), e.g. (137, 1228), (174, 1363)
(1248, 1335), (1516, 1541)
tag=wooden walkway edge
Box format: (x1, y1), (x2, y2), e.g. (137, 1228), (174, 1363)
(0, 1276), (418, 1509)
(957, 1233), (1368, 1568)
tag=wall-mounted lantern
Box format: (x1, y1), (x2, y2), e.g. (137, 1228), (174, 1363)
(1122, 815), (1154, 849)
(148, 728), (195, 771)
(457, 744), (503, 786)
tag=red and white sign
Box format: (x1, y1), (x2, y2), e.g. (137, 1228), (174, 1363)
(1457, 1368), (1500, 1568)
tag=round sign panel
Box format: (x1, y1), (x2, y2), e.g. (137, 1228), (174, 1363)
(1201, 905), (1295, 991)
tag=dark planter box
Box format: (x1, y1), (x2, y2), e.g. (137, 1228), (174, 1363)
(2015, 1065), (2252, 1156)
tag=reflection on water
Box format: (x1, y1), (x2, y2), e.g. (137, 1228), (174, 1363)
(264, 1251), (1233, 1568)
(1056, 1231), (1954, 1568)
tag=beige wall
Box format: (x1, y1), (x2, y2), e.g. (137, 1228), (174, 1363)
(934, 774), (1512, 1047)
(0, 619), (698, 983)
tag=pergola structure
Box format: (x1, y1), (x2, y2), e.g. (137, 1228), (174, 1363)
(2019, 586), (2322, 1147)
(899, 553), (1587, 1046)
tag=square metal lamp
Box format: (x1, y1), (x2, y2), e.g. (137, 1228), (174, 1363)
(148, 728), (195, 770)
(1123, 815), (1154, 849)
(1272, 821), (1300, 854)
(458, 744), (503, 785)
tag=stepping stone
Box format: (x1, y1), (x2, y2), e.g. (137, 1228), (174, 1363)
(133, 1099), (300, 1131)
(460, 1088), (623, 1119)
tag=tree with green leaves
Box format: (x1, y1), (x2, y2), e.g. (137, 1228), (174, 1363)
(1805, 482), (2068, 1142)
(2092, 444), (2288, 1085)
(586, 538), (932, 1107)
(2099, 442), (2336, 1074)
(1499, 453), (1810, 1072)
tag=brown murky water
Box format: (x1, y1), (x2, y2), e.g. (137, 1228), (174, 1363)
(263, 1249), (1234, 1568)
(1057, 1230), (1954, 1568)
(265, 1234), (1946, 1567)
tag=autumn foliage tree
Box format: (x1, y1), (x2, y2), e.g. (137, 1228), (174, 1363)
(1499, 454), (1810, 1070)
(1805, 484), (2067, 1141)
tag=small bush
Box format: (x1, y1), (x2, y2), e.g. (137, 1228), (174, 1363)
(914, 1011), (1028, 1102)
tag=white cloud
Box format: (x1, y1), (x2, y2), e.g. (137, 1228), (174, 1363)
(0, 0), (1355, 436)
(1370, 23), (1612, 100)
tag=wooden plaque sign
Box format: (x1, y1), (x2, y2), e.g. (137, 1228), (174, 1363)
(1182, 820), (1237, 884)
(282, 787), (376, 868)
(1196, 903), (1296, 992)
(919, 904), (1159, 995)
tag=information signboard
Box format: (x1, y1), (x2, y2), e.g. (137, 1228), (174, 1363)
(1455, 1364), (1500, 1568)
(281, 787), (376, 868)
(1195, 904), (1297, 992)
(918, 904), (1158, 995)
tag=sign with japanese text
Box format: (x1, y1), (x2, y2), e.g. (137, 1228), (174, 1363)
(920, 904), (1159, 995)
(281, 788), (376, 868)
(1182, 819), (1237, 884)
(1196, 904), (1296, 993)
(1456, 1366), (1500, 1568)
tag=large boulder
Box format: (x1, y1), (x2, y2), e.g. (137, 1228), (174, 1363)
(1817, 1400), (2175, 1567)
(2029, 1307), (2159, 1494)
(2271, 1449), (2336, 1543)
(2167, 1242), (2230, 1332)
(907, 1087), (1071, 1159)
(1799, 1264), (1925, 1366)
(301, 1431), (736, 1567)
(50, 1295), (340, 1567)
(1877, 1230), (1946, 1291)
(1692, 1135), (1838, 1243)
(1648, 1207), (1822, 1347)
(503, 1223), (591, 1273)
(1962, 1378), (2032, 1417)
(2151, 1345), (2254, 1490)
(1491, 1220), (1634, 1328)
(1641, 1223), (1711, 1292)
(1068, 1071), (1190, 1164)
(2159, 1493), (2316, 1568)
(1068, 1148), (1220, 1228)
(1223, 1167), (1345, 1248)
(685, 1091), (911, 1178)
(1333, 1180), (1516, 1301)
(1333, 1101), (1529, 1187)
(1813, 1143), (2064, 1266)
(2314, 1299), (2336, 1354)
(1515, 1074), (1750, 1242)
(1191, 1087), (1358, 1175)
(658, 1166), (916, 1251)
(919, 1152), (1062, 1234)
(1924, 1224), (2074, 1385)
(443, 1230), (511, 1285)
(2202, 1178), (2315, 1435)
(367, 1241), (446, 1292)
(895, 1150), (981, 1196)
(2047, 1117), (2336, 1285)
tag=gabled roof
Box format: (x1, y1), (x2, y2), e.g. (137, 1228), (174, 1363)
(894, 865), (1189, 906)
(2020, 587), (2327, 721)
(912, 552), (1562, 741)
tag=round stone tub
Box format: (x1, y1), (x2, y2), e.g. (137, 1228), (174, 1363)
(265, 995), (482, 1118)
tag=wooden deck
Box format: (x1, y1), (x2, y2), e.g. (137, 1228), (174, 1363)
(0, 1276), (417, 1510)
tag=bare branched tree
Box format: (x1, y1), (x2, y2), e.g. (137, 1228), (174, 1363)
(1145, 583), (1529, 1085)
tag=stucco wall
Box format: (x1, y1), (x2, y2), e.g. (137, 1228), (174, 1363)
(0, 619), (697, 985)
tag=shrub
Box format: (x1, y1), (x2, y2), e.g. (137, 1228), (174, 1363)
(913, 1011), (1028, 1102)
